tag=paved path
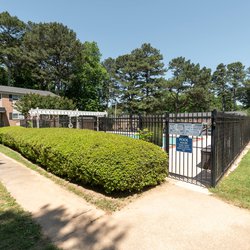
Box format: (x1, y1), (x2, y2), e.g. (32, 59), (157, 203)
(1, 152), (250, 250)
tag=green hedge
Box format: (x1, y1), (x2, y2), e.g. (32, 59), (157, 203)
(0, 127), (168, 193)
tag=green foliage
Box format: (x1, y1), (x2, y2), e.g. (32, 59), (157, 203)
(212, 62), (246, 111)
(104, 43), (166, 114)
(131, 43), (166, 113)
(14, 93), (76, 117)
(23, 21), (82, 93)
(102, 57), (120, 109)
(238, 67), (250, 109)
(27, 120), (33, 128)
(0, 144), (124, 212)
(0, 11), (26, 86)
(185, 87), (212, 112)
(138, 128), (153, 142)
(0, 127), (168, 193)
(0, 67), (8, 85)
(245, 108), (250, 115)
(166, 57), (212, 113)
(67, 41), (109, 111)
(212, 63), (232, 111)
(111, 53), (141, 114)
(227, 62), (246, 110)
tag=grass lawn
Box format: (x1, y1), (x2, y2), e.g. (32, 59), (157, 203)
(210, 149), (250, 209)
(0, 145), (135, 213)
(0, 181), (58, 250)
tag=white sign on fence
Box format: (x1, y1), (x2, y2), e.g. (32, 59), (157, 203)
(169, 123), (203, 136)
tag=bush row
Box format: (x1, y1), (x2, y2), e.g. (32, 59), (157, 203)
(0, 127), (168, 193)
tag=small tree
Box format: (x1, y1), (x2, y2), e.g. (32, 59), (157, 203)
(15, 93), (76, 117)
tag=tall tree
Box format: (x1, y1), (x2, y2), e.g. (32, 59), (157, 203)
(165, 57), (188, 112)
(102, 57), (120, 110)
(185, 66), (212, 112)
(23, 22), (82, 94)
(114, 53), (141, 114)
(212, 63), (231, 111)
(0, 11), (26, 86)
(131, 43), (166, 113)
(166, 57), (211, 112)
(107, 43), (166, 114)
(67, 42), (109, 111)
(238, 67), (250, 109)
(227, 62), (246, 110)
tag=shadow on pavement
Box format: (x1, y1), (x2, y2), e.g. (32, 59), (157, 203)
(33, 204), (128, 250)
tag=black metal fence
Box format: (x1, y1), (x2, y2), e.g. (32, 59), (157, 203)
(19, 111), (250, 187)
(99, 115), (166, 147)
(211, 111), (250, 186)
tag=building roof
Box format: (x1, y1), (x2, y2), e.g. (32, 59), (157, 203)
(0, 85), (56, 96)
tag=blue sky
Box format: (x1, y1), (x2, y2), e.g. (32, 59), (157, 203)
(1, 0), (250, 71)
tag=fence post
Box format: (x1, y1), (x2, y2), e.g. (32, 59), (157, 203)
(164, 113), (169, 154)
(211, 109), (217, 187)
(104, 115), (107, 132)
(138, 114), (143, 131)
(76, 116), (79, 129)
(96, 116), (99, 131)
(36, 115), (40, 128)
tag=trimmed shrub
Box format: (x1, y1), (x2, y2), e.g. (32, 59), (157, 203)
(0, 127), (168, 193)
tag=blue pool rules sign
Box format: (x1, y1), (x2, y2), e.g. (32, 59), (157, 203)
(176, 136), (192, 153)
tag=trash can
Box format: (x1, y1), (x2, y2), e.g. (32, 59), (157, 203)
(201, 145), (211, 170)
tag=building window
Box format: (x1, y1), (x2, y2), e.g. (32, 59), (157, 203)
(12, 113), (19, 119)
(12, 95), (19, 101)
(9, 95), (20, 101)
(9, 112), (24, 120)
(12, 113), (24, 120)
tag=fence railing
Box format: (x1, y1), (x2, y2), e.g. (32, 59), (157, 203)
(19, 111), (250, 187)
(99, 115), (166, 147)
(212, 111), (250, 186)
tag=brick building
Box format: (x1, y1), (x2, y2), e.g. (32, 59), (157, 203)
(0, 85), (56, 126)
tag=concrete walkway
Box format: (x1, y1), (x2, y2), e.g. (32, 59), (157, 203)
(1, 152), (250, 250)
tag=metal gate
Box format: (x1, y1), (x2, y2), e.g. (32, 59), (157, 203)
(165, 112), (213, 187)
